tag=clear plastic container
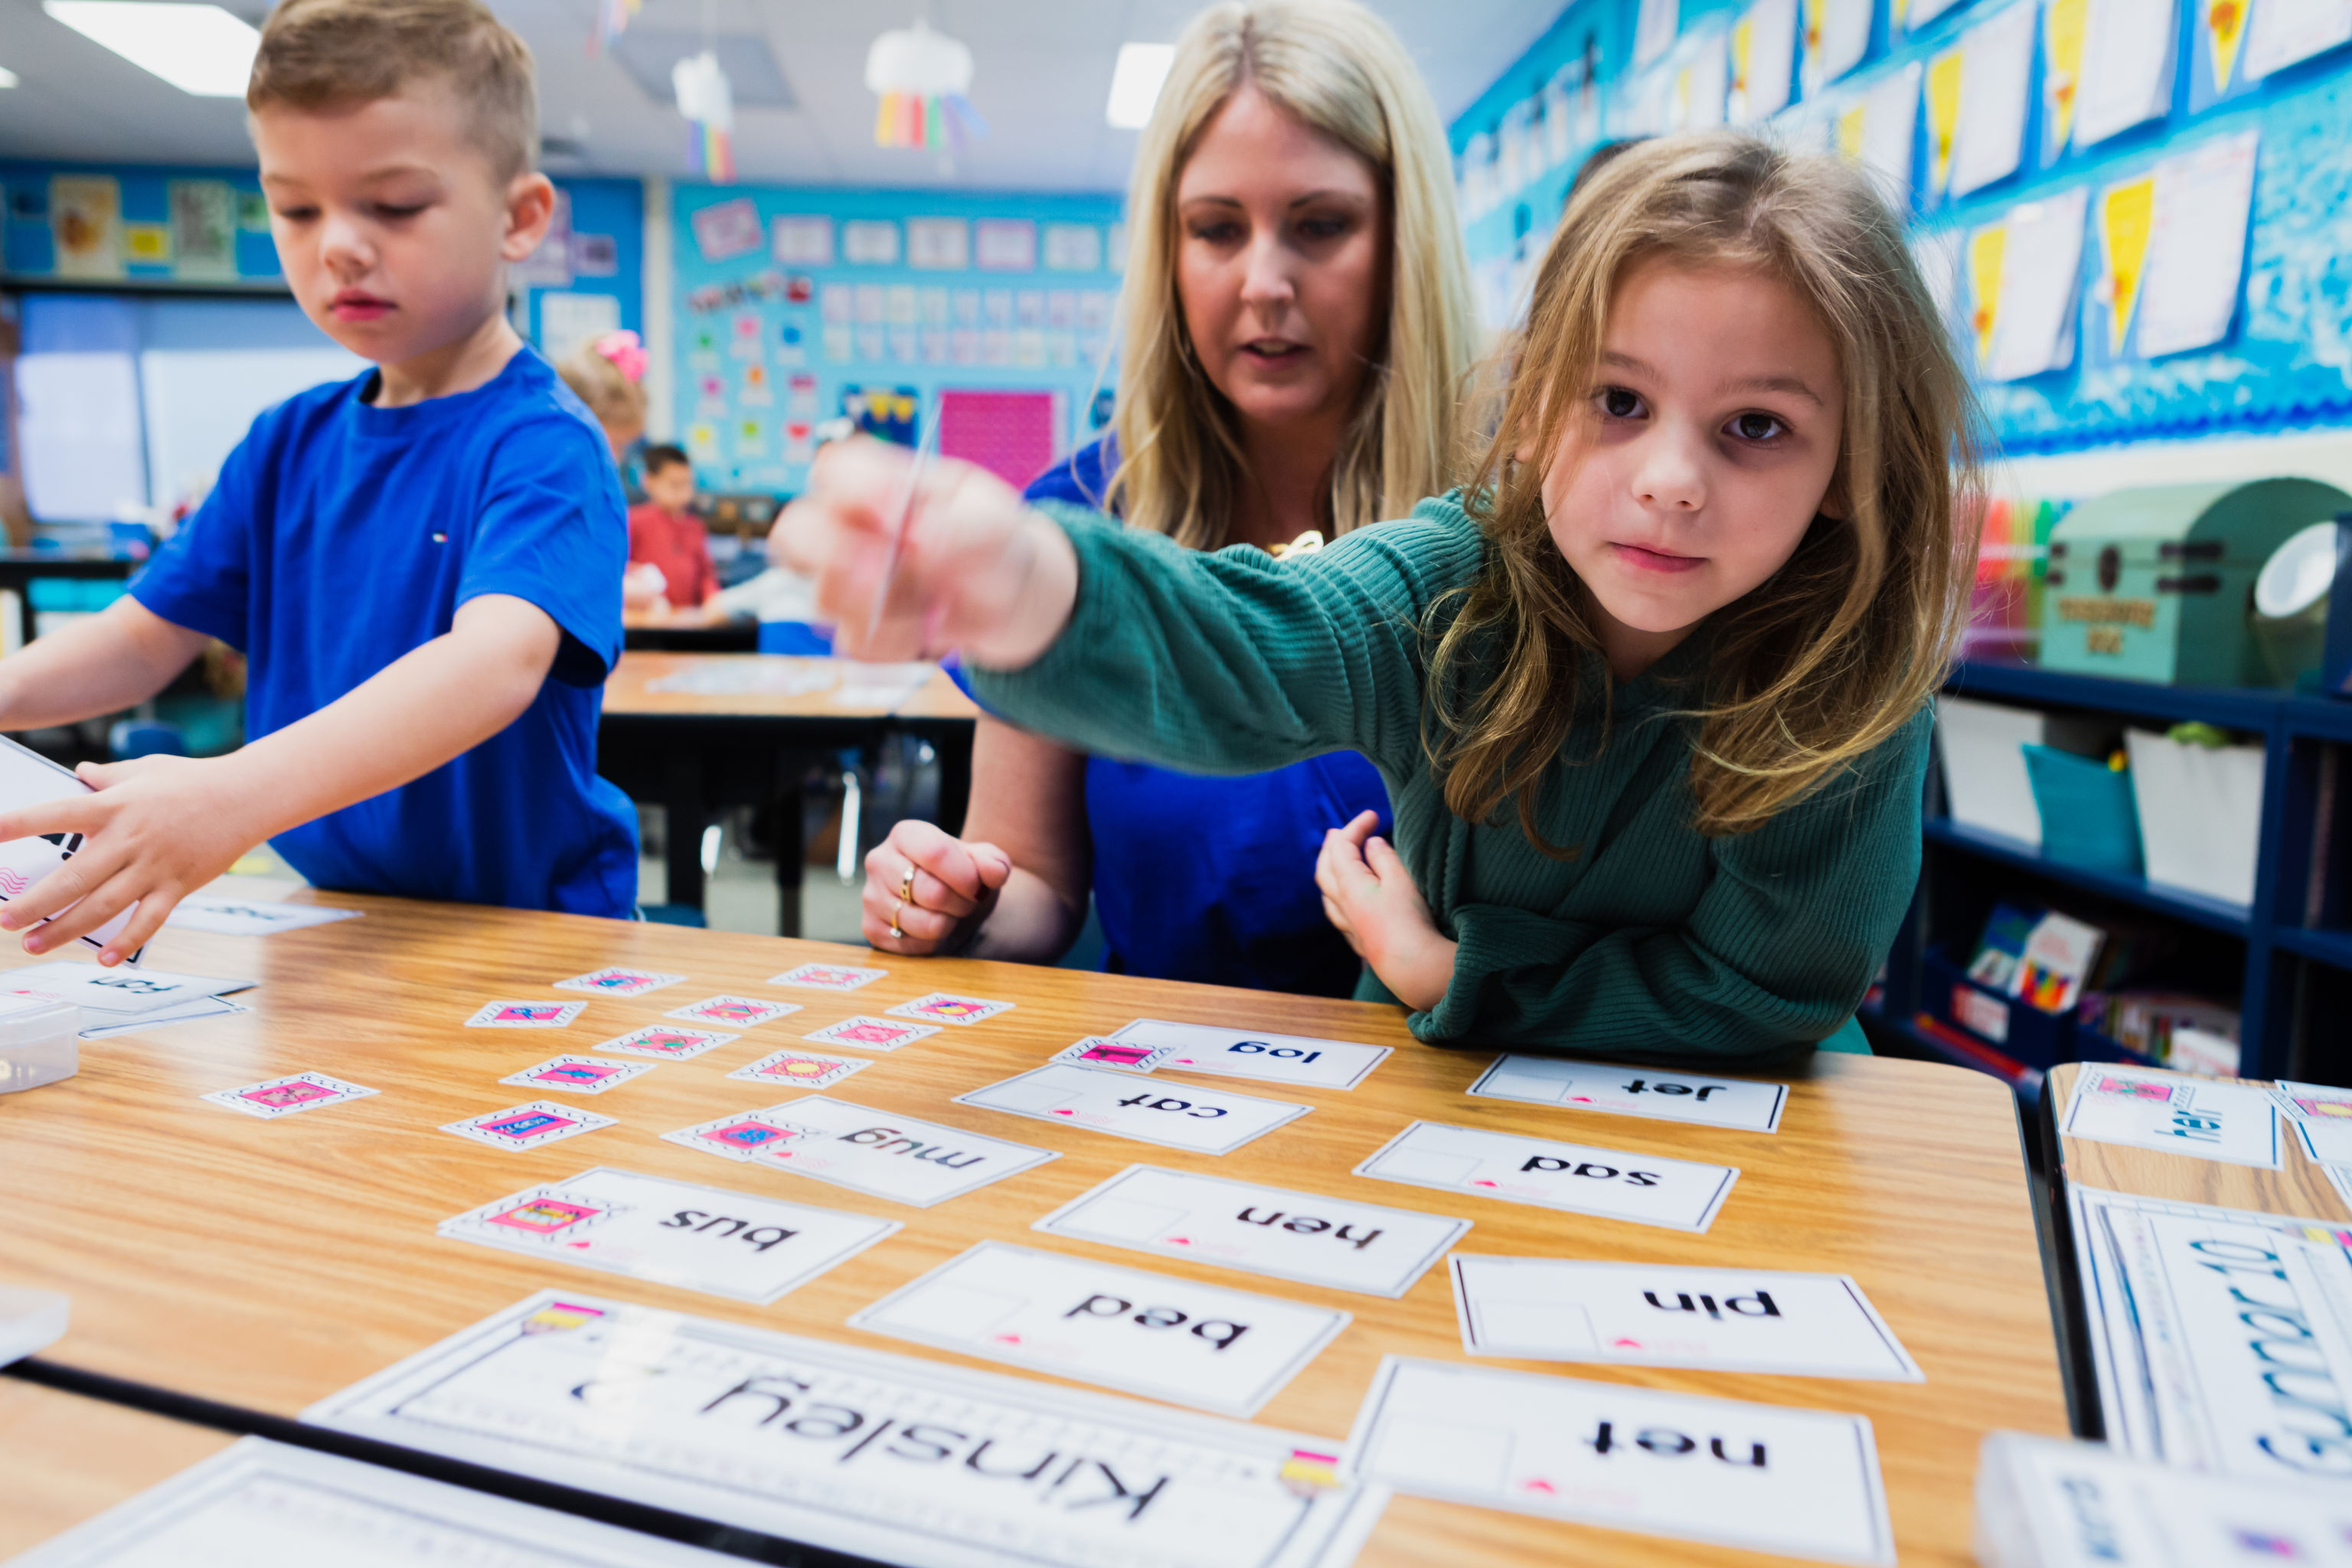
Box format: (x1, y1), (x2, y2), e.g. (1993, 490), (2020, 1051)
(0, 992), (78, 1094)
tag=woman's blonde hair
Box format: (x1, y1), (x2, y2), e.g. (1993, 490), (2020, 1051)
(1432, 132), (1980, 844)
(1106, 0), (1478, 547)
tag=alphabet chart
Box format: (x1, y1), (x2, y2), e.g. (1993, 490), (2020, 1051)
(952, 1063), (1312, 1155)
(1108, 1018), (1391, 1090)
(308, 1290), (1389, 1568)
(2059, 1068), (2282, 1168)
(1465, 1056), (1788, 1133)
(436, 1168), (900, 1305)
(743, 1095), (1061, 1206)
(1344, 1357), (1896, 1565)
(1354, 1120), (1740, 1232)
(847, 1241), (1351, 1417)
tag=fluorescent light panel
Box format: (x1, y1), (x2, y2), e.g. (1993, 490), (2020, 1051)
(1106, 42), (1174, 130)
(0, 67), (18, 89)
(44, 2), (259, 98)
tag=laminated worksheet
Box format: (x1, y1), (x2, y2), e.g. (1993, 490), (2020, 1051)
(1354, 1120), (1738, 1232)
(1465, 1055), (1786, 1132)
(1109, 1018), (1391, 1090)
(1033, 1165), (1470, 1298)
(1949, 0), (2037, 194)
(954, 1063), (1312, 1155)
(1988, 188), (2089, 381)
(743, 1095), (1060, 1207)
(2073, 0), (2176, 147)
(2138, 129), (2259, 358)
(305, 1291), (1388, 1568)
(2060, 1066), (2281, 1168)
(1344, 1357), (1895, 1564)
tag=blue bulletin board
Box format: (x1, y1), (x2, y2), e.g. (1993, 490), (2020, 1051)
(669, 183), (1125, 495)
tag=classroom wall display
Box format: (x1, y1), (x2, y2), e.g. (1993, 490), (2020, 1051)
(670, 184), (1123, 495)
(1449, 0), (2352, 454)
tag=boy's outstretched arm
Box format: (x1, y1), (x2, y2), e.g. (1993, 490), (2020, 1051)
(0, 593), (560, 964)
(0, 596), (212, 730)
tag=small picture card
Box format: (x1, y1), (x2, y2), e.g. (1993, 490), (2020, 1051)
(665, 995), (802, 1029)
(747, 1096), (1060, 1207)
(768, 962), (887, 992)
(201, 1072), (377, 1120)
(2061, 1067), (2282, 1169)
(1466, 1056), (1788, 1134)
(552, 968), (688, 998)
(442, 1101), (614, 1151)
(954, 1063), (1311, 1156)
(802, 1015), (939, 1052)
(662, 1105), (812, 1162)
(499, 1054), (655, 1096)
(1354, 1120), (1739, 1233)
(727, 1050), (872, 1091)
(592, 1024), (738, 1061)
(2275, 1080), (2352, 1123)
(1050, 1036), (1174, 1073)
(886, 992), (1014, 1027)
(2292, 1116), (2352, 1166)
(1110, 1018), (1390, 1091)
(466, 1001), (586, 1029)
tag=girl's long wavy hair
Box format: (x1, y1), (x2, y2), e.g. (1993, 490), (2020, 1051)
(1106, 0), (1478, 547)
(1431, 132), (1981, 846)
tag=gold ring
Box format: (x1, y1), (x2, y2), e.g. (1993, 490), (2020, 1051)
(897, 866), (915, 902)
(888, 897), (906, 939)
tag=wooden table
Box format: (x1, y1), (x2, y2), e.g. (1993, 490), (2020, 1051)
(0, 895), (2063, 1565)
(0, 1380), (234, 1559)
(598, 652), (980, 931)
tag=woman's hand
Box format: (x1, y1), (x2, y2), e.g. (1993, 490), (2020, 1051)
(861, 818), (1014, 955)
(1315, 809), (1456, 1011)
(771, 437), (1079, 666)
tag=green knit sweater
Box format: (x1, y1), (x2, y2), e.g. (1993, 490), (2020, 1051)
(970, 493), (1929, 1069)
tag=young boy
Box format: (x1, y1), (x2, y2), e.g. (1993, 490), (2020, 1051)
(0, 0), (636, 962)
(626, 445), (718, 616)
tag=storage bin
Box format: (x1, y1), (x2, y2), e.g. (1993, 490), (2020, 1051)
(1935, 697), (2115, 848)
(2021, 744), (2144, 876)
(1922, 946), (2076, 1070)
(2125, 729), (2265, 907)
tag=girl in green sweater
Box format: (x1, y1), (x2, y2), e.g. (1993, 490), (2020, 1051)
(779, 133), (1978, 1067)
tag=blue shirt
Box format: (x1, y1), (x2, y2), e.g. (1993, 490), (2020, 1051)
(132, 348), (639, 918)
(1023, 439), (1389, 998)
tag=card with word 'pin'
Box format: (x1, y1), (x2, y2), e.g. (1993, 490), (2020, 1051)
(201, 1072), (377, 1120)
(727, 1050), (871, 1091)
(553, 968), (688, 998)
(767, 962), (887, 991)
(802, 1015), (938, 1052)
(591, 1024), (737, 1061)
(442, 1102), (614, 1151)
(886, 992), (1014, 1026)
(499, 1055), (656, 1096)
(665, 995), (802, 1029)
(466, 1001), (586, 1029)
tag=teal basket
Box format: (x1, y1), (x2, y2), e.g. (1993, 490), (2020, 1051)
(2021, 744), (2145, 877)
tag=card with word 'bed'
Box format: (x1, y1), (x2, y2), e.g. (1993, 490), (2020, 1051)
(1448, 1256), (1922, 1380)
(665, 994), (801, 1029)
(746, 1096), (1060, 1207)
(802, 1014), (938, 1051)
(955, 1063), (1311, 1156)
(442, 1102), (614, 1152)
(591, 1024), (737, 1061)
(552, 967), (687, 998)
(885, 992), (1015, 1026)
(2060, 1068), (2281, 1169)
(1110, 1018), (1388, 1090)
(437, 1167), (900, 1305)
(1354, 1120), (1738, 1233)
(1344, 1357), (1894, 1564)
(663, 1104), (816, 1163)
(1466, 1055), (1788, 1133)
(767, 962), (887, 991)
(464, 1000), (586, 1029)
(499, 1054), (655, 1096)
(302, 1290), (1389, 1568)
(1034, 1165), (1471, 1298)
(1050, 1037), (1175, 1073)
(726, 1049), (871, 1090)
(200, 1072), (377, 1120)
(850, 1240), (1350, 1418)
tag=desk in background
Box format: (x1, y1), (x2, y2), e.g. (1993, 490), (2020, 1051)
(0, 549), (143, 652)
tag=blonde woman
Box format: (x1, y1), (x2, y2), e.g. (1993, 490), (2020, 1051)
(855, 0), (1477, 991)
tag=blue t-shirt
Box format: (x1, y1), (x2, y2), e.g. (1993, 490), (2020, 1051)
(1022, 439), (1390, 998)
(132, 347), (639, 918)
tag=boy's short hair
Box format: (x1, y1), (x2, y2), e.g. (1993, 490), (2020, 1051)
(247, 0), (538, 182)
(642, 444), (691, 475)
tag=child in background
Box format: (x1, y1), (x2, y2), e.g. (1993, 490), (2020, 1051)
(557, 331), (648, 469)
(779, 134), (1978, 1066)
(0, 0), (637, 957)
(624, 445), (718, 618)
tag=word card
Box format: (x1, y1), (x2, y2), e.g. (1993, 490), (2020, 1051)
(1354, 1120), (1738, 1233)
(306, 1290), (1387, 1568)
(1050, 1036), (1174, 1073)
(663, 1104), (811, 1163)
(2060, 1067), (2281, 1169)
(162, 895), (359, 936)
(442, 1101), (613, 1152)
(79, 993), (250, 1040)
(200, 1072), (376, 1120)
(1344, 1357), (1894, 1565)
(769, 962), (887, 991)
(6, 961), (250, 1015)
(465, 1000), (585, 1029)
(1111, 1018), (1389, 1090)
(1035, 1165), (1470, 1298)
(851, 1240), (1349, 1417)
(804, 1014), (939, 1052)
(499, 1054), (653, 1096)
(887, 991), (1015, 1026)
(746, 1096), (1059, 1206)
(1449, 1256), (1922, 1380)
(2273, 1080), (2352, 1165)
(553, 967), (686, 998)
(955, 1063), (1311, 1155)
(592, 1024), (737, 1061)
(437, 1167), (899, 1305)
(666, 994), (800, 1028)
(727, 1049), (871, 1090)
(1466, 1055), (1788, 1133)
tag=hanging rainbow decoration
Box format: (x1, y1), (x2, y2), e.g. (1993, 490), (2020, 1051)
(866, 21), (988, 154)
(589, 0), (639, 55)
(672, 51), (737, 184)
(871, 89), (986, 152)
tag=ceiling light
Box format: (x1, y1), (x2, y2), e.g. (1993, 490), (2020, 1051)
(44, 2), (259, 98)
(0, 67), (18, 89)
(1106, 42), (1173, 130)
